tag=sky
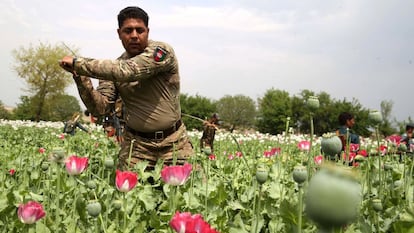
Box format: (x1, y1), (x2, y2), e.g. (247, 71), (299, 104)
(1, 0), (413, 122)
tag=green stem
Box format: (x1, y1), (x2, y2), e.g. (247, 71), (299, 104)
(123, 193), (127, 232)
(375, 126), (382, 198)
(307, 114), (314, 181)
(252, 181), (257, 232)
(255, 184), (262, 233)
(205, 159), (209, 216)
(298, 185), (303, 233)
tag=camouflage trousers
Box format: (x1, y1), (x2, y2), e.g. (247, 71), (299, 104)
(118, 124), (194, 170)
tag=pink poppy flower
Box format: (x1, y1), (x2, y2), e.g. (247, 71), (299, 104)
(235, 151), (243, 158)
(115, 170), (138, 192)
(65, 155), (88, 175)
(9, 169), (16, 176)
(297, 141), (310, 151)
(58, 134), (65, 140)
(227, 154), (234, 160)
(386, 134), (402, 146)
(170, 211), (219, 233)
(18, 201), (46, 224)
(349, 144), (359, 152)
(314, 155), (323, 165)
(270, 147), (281, 155)
(343, 152), (356, 162)
(379, 145), (388, 155)
(358, 149), (368, 157)
(38, 147), (46, 154)
(208, 154), (216, 160)
(161, 163), (192, 186)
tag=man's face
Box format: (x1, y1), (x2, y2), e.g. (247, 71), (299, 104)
(117, 18), (149, 56)
(346, 118), (355, 128)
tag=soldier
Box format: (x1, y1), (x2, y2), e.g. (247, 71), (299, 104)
(200, 113), (220, 154)
(63, 112), (89, 136)
(102, 97), (125, 143)
(59, 6), (193, 170)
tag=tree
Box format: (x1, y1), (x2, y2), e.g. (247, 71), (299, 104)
(379, 100), (397, 136)
(12, 42), (77, 121)
(0, 101), (11, 120)
(216, 95), (256, 131)
(42, 94), (82, 122)
(12, 94), (81, 122)
(180, 93), (217, 130)
(256, 89), (292, 134)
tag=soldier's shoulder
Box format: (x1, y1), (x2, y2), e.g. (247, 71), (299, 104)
(148, 40), (175, 53)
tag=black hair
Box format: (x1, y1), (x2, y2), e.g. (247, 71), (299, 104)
(117, 6), (149, 28)
(406, 123), (414, 131)
(338, 112), (354, 125)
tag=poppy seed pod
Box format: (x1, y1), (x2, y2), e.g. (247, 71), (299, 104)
(368, 110), (383, 125)
(306, 96), (320, 111)
(112, 200), (123, 211)
(372, 199), (383, 212)
(86, 202), (102, 217)
(305, 167), (361, 229)
(104, 159), (115, 169)
(292, 165), (308, 185)
(256, 165), (269, 185)
(321, 133), (343, 158)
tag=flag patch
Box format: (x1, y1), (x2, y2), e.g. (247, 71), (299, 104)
(153, 47), (168, 62)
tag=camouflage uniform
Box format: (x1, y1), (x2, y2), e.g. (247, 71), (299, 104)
(200, 114), (219, 153)
(72, 40), (193, 169)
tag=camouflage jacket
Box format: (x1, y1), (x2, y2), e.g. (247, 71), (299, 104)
(73, 40), (181, 132)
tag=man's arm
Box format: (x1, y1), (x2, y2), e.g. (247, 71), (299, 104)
(63, 42), (177, 83)
(73, 76), (117, 116)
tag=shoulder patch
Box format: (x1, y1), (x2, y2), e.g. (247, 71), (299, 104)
(153, 46), (168, 62)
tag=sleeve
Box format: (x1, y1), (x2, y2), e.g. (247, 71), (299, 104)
(73, 43), (176, 82)
(73, 76), (117, 116)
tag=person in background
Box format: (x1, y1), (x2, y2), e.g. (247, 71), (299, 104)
(401, 123), (414, 153)
(200, 113), (220, 154)
(59, 6), (193, 170)
(336, 112), (360, 151)
(63, 112), (89, 136)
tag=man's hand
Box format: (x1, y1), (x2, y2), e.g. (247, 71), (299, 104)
(59, 55), (75, 73)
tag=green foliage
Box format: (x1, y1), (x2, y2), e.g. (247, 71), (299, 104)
(12, 42), (78, 121)
(256, 89), (292, 134)
(1, 121), (414, 232)
(379, 100), (398, 136)
(216, 95), (256, 130)
(0, 101), (11, 120)
(12, 94), (81, 121)
(180, 93), (217, 130)
(42, 94), (82, 121)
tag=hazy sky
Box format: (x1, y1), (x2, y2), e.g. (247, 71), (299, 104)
(1, 0), (413, 121)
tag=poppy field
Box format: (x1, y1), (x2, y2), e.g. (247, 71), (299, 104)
(1, 119), (414, 233)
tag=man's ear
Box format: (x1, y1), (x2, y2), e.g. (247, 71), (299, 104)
(117, 28), (121, 40)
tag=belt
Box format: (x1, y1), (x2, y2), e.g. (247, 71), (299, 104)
(126, 119), (182, 140)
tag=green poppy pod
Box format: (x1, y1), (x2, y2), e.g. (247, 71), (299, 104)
(372, 199), (383, 212)
(305, 167), (362, 229)
(321, 133), (343, 157)
(292, 165), (308, 185)
(86, 202), (102, 217)
(256, 165), (269, 185)
(369, 110), (383, 125)
(307, 96), (320, 111)
(104, 159), (115, 169)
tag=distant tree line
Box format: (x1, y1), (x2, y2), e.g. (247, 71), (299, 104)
(1, 41), (411, 137)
